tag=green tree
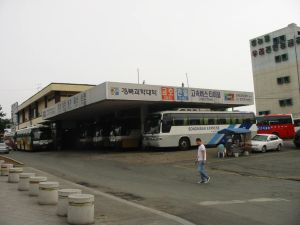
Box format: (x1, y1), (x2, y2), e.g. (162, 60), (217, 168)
(0, 105), (10, 132)
(0, 105), (5, 118)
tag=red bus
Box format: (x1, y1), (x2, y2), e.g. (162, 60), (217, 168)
(256, 114), (295, 139)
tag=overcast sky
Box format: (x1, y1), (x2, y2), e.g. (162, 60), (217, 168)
(0, 0), (300, 116)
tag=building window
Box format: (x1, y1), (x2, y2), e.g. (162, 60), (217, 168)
(288, 39), (294, 47)
(286, 99), (293, 106)
(279, 98), (293, 107)
(275, 54), (288, 63)
(280, 43), (286, 49)
(275, 55), (281, 63)
(284, 76), (290, 83)
(258, 38), (263, 45)
(259, 48), (265, 55)
(296, 37), (300, 44)
(272, 44), (278, 51)
(277, 76), (290, 85)
(279, 35), (286, 43)
(273, 37), (279, 45)
(259, 111), (270, 115)
(252, 50), (258, 57)
(282, 53), (288, 61)
(251, 39), (257, 47)
(264, 35), (270, 42)
(277, 77), (283, 85)
(266, 46), (272, 54)
(54, 91), (61, 103)
(22, 110), (25, 122)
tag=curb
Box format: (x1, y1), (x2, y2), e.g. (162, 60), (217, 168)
(0, 156), (24, 166)
(31, 167), (196, 225)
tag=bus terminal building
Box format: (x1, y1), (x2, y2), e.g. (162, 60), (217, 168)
(13, 81), (254, 150)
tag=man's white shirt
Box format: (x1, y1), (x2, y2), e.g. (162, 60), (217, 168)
(197, 144), (206, 161)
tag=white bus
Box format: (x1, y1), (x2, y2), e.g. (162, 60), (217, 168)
(143, 111), (256, 150)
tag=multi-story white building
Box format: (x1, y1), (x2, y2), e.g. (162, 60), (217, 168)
(250, 23), (300, 118)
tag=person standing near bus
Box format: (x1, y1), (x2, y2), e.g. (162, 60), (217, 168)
(195, 138), (210, 184)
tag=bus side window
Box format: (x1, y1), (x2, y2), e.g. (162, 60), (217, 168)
(208, 119), (215, 125)
(203, 118), (208, 125)
(172, 114), (185, 126)
(189, 114), (202, 125)
(231, 115), (241, 124)
(217, 114), (228, 125)
(242, 114), (252, 124)
(189, 119), (200, 125)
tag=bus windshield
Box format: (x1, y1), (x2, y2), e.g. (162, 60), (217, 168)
(33, 128), (52, 140)
(144, 114), (161, 134)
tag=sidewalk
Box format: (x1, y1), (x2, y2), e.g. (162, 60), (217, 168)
(0, 166), (195, 225)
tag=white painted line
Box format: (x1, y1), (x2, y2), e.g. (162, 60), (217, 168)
(199, 198), (290, 206)
(30, 167), (196, 225)
(199, 200), (246, 206)
(248, 198), (290, 203)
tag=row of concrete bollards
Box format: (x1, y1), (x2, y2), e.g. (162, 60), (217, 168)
(0, 160), (95, 225)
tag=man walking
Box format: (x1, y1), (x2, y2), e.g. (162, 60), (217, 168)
(195, 138), (210, 184)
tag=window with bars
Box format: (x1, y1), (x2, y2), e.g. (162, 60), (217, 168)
(279, 99), (293, 107)
(264, 35), (270, 42)
(277, 76), (290, 85)
(282, 54), (288, 61)
(288, 39), (294, 47)
(275, 55), (281, 63)
(266, 46), (272, 54)
(275, 54), (288, 63)
(258, 111), (270, 115)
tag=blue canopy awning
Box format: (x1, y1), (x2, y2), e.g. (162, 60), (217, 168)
(217, 127), (251, 135)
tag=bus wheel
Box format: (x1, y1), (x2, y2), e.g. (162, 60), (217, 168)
(179, 138), (190, 151)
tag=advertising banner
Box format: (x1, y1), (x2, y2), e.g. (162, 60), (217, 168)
(190, 88), (223, 104)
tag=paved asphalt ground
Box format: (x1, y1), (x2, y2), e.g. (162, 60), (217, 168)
(8, 141), (300, 225)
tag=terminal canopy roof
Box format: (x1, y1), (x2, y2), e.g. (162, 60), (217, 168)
(42, 82), (254, 121)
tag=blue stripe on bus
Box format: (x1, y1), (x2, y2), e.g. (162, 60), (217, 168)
(207, 124), (235, 145)
(239, 123), (252, 130)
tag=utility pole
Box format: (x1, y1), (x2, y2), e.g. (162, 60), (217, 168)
(185, 73), (190, 88)
(137, 68), (140, 84)
(294, 33), (300, 95)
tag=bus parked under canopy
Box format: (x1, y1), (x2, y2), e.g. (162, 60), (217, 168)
(15, 125), (53, 151)
(143, 110), (256, 150)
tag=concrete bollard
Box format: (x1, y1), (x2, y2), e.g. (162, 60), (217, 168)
(8, 167), (23, 183)
(67, 194), (95, 225)
(18, 173), (35, 191)
(234, 152), (239, 158)
(38, 181), (59, 205)
(0, 160), (4, 174)
(1, 163), (13, 176)
(244, 151), (249, 156)
(29, 176), (47, 196)
(57, 189), (82, 216)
